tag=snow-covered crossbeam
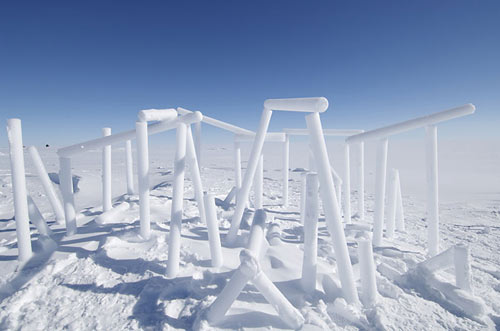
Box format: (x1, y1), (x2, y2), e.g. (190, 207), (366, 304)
(283, 128), (364, 136)
(234, 132), (286, 142)
(177, 107), (253, 135)
(264, 97), (329, 112)
(345, 104), (475, 144)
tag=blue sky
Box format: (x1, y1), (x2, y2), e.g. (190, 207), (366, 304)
(1, 0), (499, 146)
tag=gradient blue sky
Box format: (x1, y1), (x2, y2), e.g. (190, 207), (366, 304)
(1, 0), (499, 146)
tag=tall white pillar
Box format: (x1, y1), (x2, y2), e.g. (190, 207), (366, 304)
(386, 168), (399, 239)
(7, 119), (33, 261)
(28, 146), (65, 223)
(167, 122), (187, 278)
(102, 127), (112, 212)
(357, 142), (365, 221)
(204, 193), (223, 268)
(343, 144), (351, 223)
(234, 140), (242, 201)
(125, 140), (135, 195)
(186, 126), (207, 228)
(305, 112), (359, 304)
(299, 172), (307, 225)
(395, 174), (405, 232)
(254, 154), (263, 209)
(227, 108), (272, 244)
(282, 134), (289, 207)
(59, 156), (77, 235)
(358, 239), (378, 306)
(373, 138), (388, 247)
(301, 173), (319, 294)
(194, 121), (202, 170)
(136, 121), (150, 239)
(426, 125), (439, 256)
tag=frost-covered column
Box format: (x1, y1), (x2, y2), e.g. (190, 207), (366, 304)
(282, 134), (289, 206)
(395, 176), (405, 232)
(356, 142), (365, 221)
(301, 173), (319, 293)
(308, 148), (316, 172)
(426, 125), (439, 256)
(299, 172), (307, 224)
(136, 121), (151, 239)
(125, 140), (135, 195)
(59, 156), (77, 235)
(247, 209), (267, 257)
(28, 146), (65, 223)
(343, 144), (351, 223)
(204, 193), (223, 267)
(7, 119), (33, 261)
(358, 239), (378, 306)
(228, 108), (272, 244)
(454, 244), (471, 292)
(306, 112), (359, 304)
(102, 127), (112, 212)
(167, 122), (187, 278)
(254, 154), (264, 209)
(193, 121), (202, 170)
(234, 140), (242, 200)
(386, 168), (399, 239)
(373, 138), (388, 247)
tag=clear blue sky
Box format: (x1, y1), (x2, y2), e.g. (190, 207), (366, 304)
(1, 0), (499, 146)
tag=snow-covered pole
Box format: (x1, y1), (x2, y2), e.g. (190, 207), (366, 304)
(266, 222), (281, 246)
(308, 148), (316, 171)
(27, 195), (53, 237)
(305, 112), (359, 304)
(204, 193), (223, 268)
(358, 239), (378, 306)
(454, 244), (471, 292)
(386, 168), (399, 239)
(331, 166), (343, 216)
(136, 121), (151, 239)
(193, 121), (202, 170)
(233, 140), (242, 202)
(395, 175), (405, 232)
(343, 144), (351, 223)
(299, 172), (307, 224)
(357, 142), (365, 221)
(247, 209), (267, 257)
(59, 156), (77, 235)
(186, 125), (208, 228)
(28, 146), (65, 223)
(167, 122), (188, 278)
(227, 108), (273, 244)
(254, 154), (264, 209)
(6, 119), (32, 261)
(373, 138), (389, 247)
(426, 125), (439, 256)
(301, 173), (319, 294)
(102, 128), (112, 212)
(282, 134), (289, 206)
(125, 140), (135, 195)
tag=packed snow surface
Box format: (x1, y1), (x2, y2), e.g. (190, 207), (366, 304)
(0, 139), (499, 330)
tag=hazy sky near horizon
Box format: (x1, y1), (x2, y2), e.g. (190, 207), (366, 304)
(1, 1), (499, 146)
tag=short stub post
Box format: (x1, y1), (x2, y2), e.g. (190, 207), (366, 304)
(59, 156), (77, 235)
(102, 127), (112, 212)
(373, 138), (389, 247)
(358, 239), (378, 306)
(301, 173), (319, 294)
(136, 121), (151, 239)
(204, 193), (223, 268)
(125, 140), (135, 195)
(426, 125), (439, 256)
(454, 244), (472, 292)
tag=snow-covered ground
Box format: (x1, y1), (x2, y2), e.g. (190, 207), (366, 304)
(0, 139), (499, 330)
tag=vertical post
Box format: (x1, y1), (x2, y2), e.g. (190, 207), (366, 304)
(194, 121), (202, 170)
(254, 154), (263, 209)
(59, 156), (77, 235)
(306, 112), (359, 304)
(282, 134), (289, 207)
(395, 173), (405, 232)
(185, 126), (207, 226)
(386, 168), (398, 239)
(28, 146), (65, 223)
(357, 142), (365, 221)
(299, 172), (307, 224)
(125, 140), (135, 195)
(301, 173), (319, 294)
(308, 148), (316, 172)
(204, 193), (223, 267)
(227, 108), (273, 244)
(426, 125), (439, 256)
(373, 138), (388, 247)
(358, 239), (378, 306)
(136, 121), (150, 239)
(234, 140), (242, 201)
(343, 144), (351, 223)
(454, 244), (471, 292)
(102, 127), (112, 212)
(7, 119), (33, 261)
(167, 122), (187, 278)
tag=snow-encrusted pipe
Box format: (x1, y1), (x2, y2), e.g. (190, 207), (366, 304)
(266, 223), (281, 246)
(193, 121), (202, 170)
(27, 195), (53, 237)
(386, 168), (399, 239)
(357, 142), (365, 221)
(373, 138), (388, 247)
(137, 108), (177, 122)
(254, 154), (264, 209)
(395, 175), (405, 232)
(95, 202), (130, 225)
(102, 127), (112, 212)
(203, 193), (223, 268)
(125, 140), (135, 195)
(305, 112), (360, 305)
(247, 209), (267, 257)
(264, 97), (328, 113)
(299, 172), (308, 225)
(167, 122), (187, 278)
(454, 244), (472, 292)
(234, 132), (286, 143)
(227, 108), (273, 244)
(7, 119), (33, 261)
(282, 134), (289, 207)
(59, 156), (77, 236)
(222, 186), (237, 208)
(136, 121), (150, 239)
(331, 166), (343, 212)
(28, 146), (65, 223)
(233, 140), (242, 203)
(308, 148), (316, 172)
(301, 173), (319, 294)
(177, 107), (254, 136)
(426, 125), (439, 256)
(343, 144), (351, 223)
(358, 239), (378, 306)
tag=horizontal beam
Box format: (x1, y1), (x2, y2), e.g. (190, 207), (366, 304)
(138, 108), (177, 122)
(234, 132), (286, 143)
(58, 112), (202, 157)
(264, 97), (328, 113)
(346, 104), (475, 144)
(177, 107), (254, 135)
(283, 128), (364, 136)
